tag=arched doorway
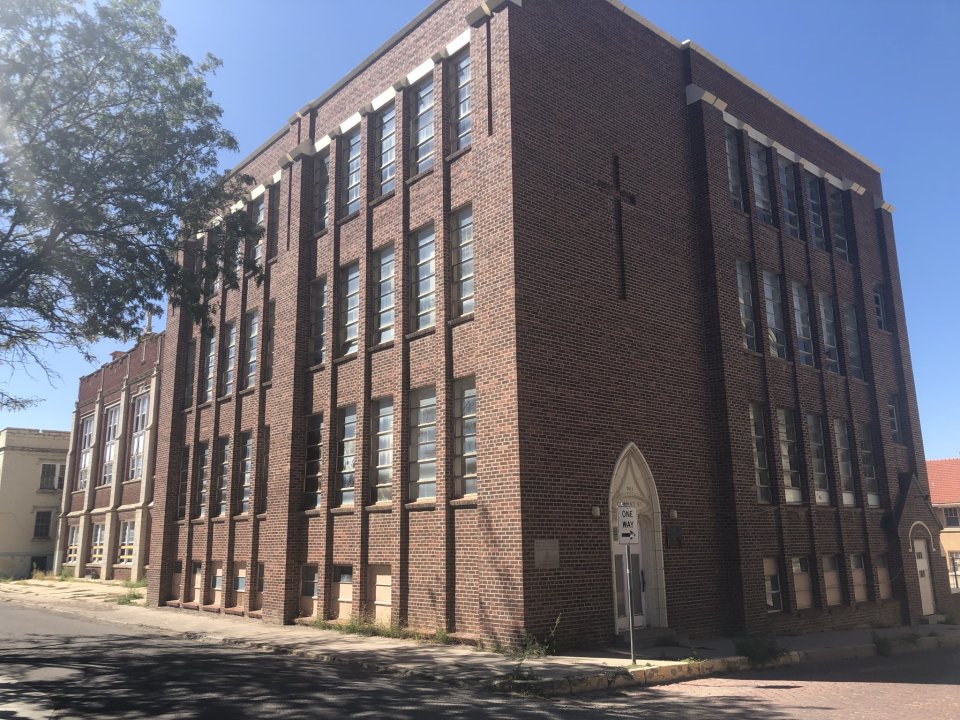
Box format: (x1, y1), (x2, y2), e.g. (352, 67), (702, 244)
(609, 443), (667, 631)
(909, 521), (937, 616)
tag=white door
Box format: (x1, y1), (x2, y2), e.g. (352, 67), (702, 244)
(913, 539), (936, 616)
(612, 539), (645, 632)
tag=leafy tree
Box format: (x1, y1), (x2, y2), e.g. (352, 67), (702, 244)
(0, 0), (260, 409)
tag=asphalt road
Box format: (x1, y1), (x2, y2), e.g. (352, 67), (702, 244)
(0, 601), (957, 719)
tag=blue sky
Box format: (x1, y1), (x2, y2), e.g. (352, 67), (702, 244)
(2, 0), (957, 460)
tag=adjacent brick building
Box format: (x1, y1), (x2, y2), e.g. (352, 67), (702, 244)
(140, 0), (955, 646)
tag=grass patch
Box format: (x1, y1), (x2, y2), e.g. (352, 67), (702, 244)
(122, 578), (147, 589)
(872, 632), (892, 656)
(311, 615), (443, 642)
(115, 590), (143, 605)
(734, 633), (784, 667)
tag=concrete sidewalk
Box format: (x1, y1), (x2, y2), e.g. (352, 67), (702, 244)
(2, 578), (958, 697)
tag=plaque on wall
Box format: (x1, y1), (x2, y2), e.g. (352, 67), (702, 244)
(534, 539), (560, 569)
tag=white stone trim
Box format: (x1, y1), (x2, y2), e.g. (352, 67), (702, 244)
(313, 135), (331, 154)
(339, 112), (362, 135)
(445, 28), (471, 57)
(875, 198), (896, 213)
(371, 87), (396, 111)
(271, 170), (282, 185)
(406, 58), (435, 86)
(230, 201), (244, 213)
(249, 184), (266, 201)
(603, 0), (681, 49)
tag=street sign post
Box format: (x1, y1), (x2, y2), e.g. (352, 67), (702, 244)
(617, 505), (638, 664)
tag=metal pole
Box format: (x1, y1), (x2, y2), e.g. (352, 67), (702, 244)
(624, 543), (636, 665)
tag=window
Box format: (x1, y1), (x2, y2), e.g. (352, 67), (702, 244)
(65, 525), (79, 563)
(304, 414), (323, 510)
(77, 415), (94, 490)
(96, 404), (120, 487)
(735, 260), (757, 351)
(337, 406), (357, 506)
(877, 554), (893, 599)
(724, 126), (745, 211)
(806, 413), (831, 505)
(804, 173), (826, 250)
(237, 433), (253, 514)
(118, 521), (135, 564)
(818, 293), (840, 374)
(243, 310), (258, 389)
(300, 565), (318, 599)
(313, 151), (330, 233)
(778, 157), (800, 238)
(410, 225), (437, 332)
(211, 567), (223, 591)
(214, 438), (230, 518)
(177, 447), (190, 520)
(791, 557), (813, 609)
(267, 184), (280, 259)
(749, 140), (774, 224)
(454, 377), (478, 496)
(409, 387), (437, 501)
(263, 301), (275, 383)
(858, 424), (880, 508)
(450, 206), (475, 317)
(235, 565), (247, 595)
(944, 507), (959, 528)
(221, 322), (237, 396)
(948, 552), (960, 591)
(791, 282), (814, 367)
(888, 394), (904, 444)
(40, 463), (58, 490)
(372, 247), (395, 345)
(339, 127), (361, 217)
(201, 330), (216, 403)
(762, 271), (786, 359)
(195, 443), (210, 518)
(376, 104), (397, 196)
(449, 48), (472, 152)
(90, 523), (105, 563)
(57, 464), (65, 490)
(309, 279), (326, 365)
(835, 419), (857, 507)
(256, 427), (270, 514)
(250, 196), (265, 263)
(33, 511), (51, 539)
(841, 304), (864, 380)
(777, 408), (802, 503)
(128, 393), (149, 482)
(331, 566), (353, 620)
(372, 399), (393, 503)
(256, 562), (265, 594)
(183, 340), (196, 408)
(338, 263), (360, 356)
(763, 557), (782, 612)
(822, 555), (842, 606)
(749, 403), (772, 503)
(828, 188), (849, 262)
(851, 554), (868, 602)
(410, 75), (435, 174)
(874, 286), (891, 331)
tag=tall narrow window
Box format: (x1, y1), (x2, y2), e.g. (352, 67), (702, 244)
(90, 523), (105, 563)
(263, 301), (275, 383)
(791, 557), (813, 610)
(250, 196), (265, 264)
(763, 557), (783, 612)
(806, 413), (831, 505)
(949, 553), (960, 591)
(777, 408), (802, 503)
(828, 188), (849, 262)
(857, 423), (880, 508)
(818, 293), (840, 374)
(450, 206), (475, 317)
(874, 286), (891, 331)
(411, 75), (435, 174)
(778, 157), (800, 238)
(373, 248), (395, 345)
(57, 464), (65, 489)
(339, 128), (361, 217)
(267, 183), (280, 259)
(736, 260), (757, 351)
(243, 310), (258, 389)
(33, 511), (51, 539)
(822, 555), (843, 605)
(128, 393), (149, 482)
(77, 415), (94, 490)
(221, 322), (237, 396)
(304, 414), (323, 510)
(888, 394), (904, 444)
(338, 263), (360, 356)
(762, 271), (786, 359)
(237, 432), (253, 514)
(309, 278), (327, 365)
(256, 427), (270, 514)
(118, 521), (135, 564)
(177, 446), (190, 520)
(337, 406), (357, 506)
(376, 104), (397, 196)
(841, 304), (864, 380)
(835, 419), (857, 507)
(449, 49), (472, 152)
(409, 387), (437, 501)
(201, 330), (216, 403)
(945, 508), (959, 528)
(214, 438), (230, 518)
(410, 226), (436, 332)
(99, 404), (120, 487)
(850, 554), (868, 602)
(195, 443), (210, 518)
(313, 151), (330, 234)
(183, 340), (196, 408)
(750, 403), (772, 503)
(749, 140), (774, 224)
(372, 399), (393, 503)
(877, 554), (893, 599)
(65, 526), (79, 563)
(454, 377), (478, 497)
(40, 463), (57, 490)
(804, 173), (826, 250)
(791, 282), (814, 367)
(724, 126), (745, 211)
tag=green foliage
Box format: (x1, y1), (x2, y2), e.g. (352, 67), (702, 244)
(0, 0), (260, 408)
(733, 633), (784, 667)
(115, 590), (142, 605)
(122, 578), (147, 588)
(872, 632), (892, 656)
(0, 574), (11, 583)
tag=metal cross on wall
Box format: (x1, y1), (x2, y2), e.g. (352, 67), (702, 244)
(597, 155), (637, 300)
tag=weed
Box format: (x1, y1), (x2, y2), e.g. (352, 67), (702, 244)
(115, 590), (143, 605)
(122, 578), (147, 589)
(733, 633), (784, 667)
(872, 632), (892, 656)
(433, 627), (451, 645)
(513, 614), (561, 659)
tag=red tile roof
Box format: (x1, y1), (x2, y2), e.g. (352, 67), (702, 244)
(927, 459), (960, 505)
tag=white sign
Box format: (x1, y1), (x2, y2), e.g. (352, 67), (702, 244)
(617, 505), (638, 545)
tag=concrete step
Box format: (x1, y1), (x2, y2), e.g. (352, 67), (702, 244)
(920, 614), (947, 625)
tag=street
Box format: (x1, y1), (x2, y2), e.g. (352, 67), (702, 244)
(0, 602), (957, 719)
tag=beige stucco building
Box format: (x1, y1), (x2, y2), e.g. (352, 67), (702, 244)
(927, 459), (960, 595)
(0, 428), (70, 578)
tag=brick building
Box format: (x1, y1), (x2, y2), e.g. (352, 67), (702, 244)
(143, 0), (955, 646)
(927, 459), (960, 596)
(55, 334), (163, 583)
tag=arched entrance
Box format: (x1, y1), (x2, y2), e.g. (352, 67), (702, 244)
(909, 521), (937, 616)
(609, 443), (667, 631)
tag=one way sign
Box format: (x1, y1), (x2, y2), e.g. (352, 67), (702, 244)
(617, 505), (639, 545)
